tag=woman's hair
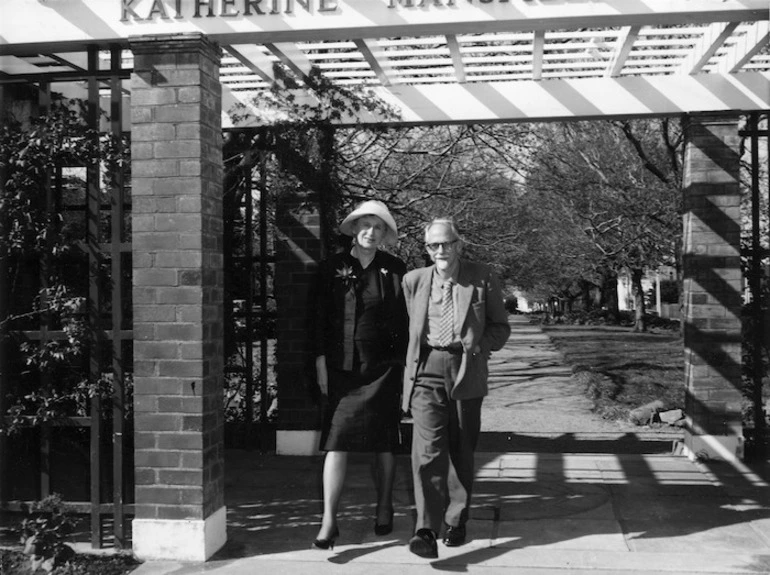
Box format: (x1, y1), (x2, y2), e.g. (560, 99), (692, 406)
(423, 218), (464, 243)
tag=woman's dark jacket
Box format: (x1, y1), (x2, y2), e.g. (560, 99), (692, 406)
(313, 249), (408, 372)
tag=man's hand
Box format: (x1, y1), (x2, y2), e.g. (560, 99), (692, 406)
(316, 355), (329, 396)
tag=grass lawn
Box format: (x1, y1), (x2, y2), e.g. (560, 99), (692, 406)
(542, 323), (685, 423)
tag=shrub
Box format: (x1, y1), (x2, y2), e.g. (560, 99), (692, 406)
(1, 96), (130, 435)
(0, 548), (138, 575)
(19, 494), (78, 572)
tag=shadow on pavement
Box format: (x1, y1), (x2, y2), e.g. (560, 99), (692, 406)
(213, 445), (770, 573)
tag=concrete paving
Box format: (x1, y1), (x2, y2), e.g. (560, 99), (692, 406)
(131, 317), (770, 575)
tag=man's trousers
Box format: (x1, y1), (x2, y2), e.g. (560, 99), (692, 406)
(410, 347), (483, 534)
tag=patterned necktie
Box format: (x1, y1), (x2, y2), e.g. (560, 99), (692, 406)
(438, 280), (454, 347)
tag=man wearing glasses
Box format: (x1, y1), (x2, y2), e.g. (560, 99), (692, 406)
(402, 218), (510, 558)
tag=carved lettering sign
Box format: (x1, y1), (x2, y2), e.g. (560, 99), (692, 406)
(120, 0), (518, 21)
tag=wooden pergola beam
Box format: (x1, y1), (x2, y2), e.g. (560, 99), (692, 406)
(532, 30), (545, 81)
(354, 38), (396, 86)
(265, 42), (313, 84)
(607, 26), (641, 77)
(223, 72), (770, 127)
(225, 45), (275, 83)
(721, 21), (770, 73)
(680, 22), (740, 74)
(446, 34), (466, 84)
(1, 0), (766, 55)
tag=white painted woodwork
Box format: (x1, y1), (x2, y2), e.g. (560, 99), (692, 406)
(132, 506), (227, 562)
(679, 22), (740, 74)
(265, 42), (313, 83)
(354, 38), (397, 86)
(532, 30), (545, 81)
(607, 26), (641, 78)
(720, 21), (770, 73)
(2, 0), (768, 124)
(222, 72), (770, 127)
(1, 0), (766, 53)
(446, 34), (467, 84)
(225, 45), (276, 83)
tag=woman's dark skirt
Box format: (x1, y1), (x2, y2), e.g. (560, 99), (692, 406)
(320, 364), (401, 453)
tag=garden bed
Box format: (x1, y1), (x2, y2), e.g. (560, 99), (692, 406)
(541, 323), (685, 423)
(0, 547), (139, 575)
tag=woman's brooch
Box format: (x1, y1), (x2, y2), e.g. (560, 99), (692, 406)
(380, 268), (388, 276)
(335, 265), (357, 288)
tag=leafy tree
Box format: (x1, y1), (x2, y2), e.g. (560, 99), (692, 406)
(333, 123), (534, 276)
(0, 95), (127, 432)
(331, 118), (683, 330)
(738, 114), (769, 444)
(522, 120), (682, 329)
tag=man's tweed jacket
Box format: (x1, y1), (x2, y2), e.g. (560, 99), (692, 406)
(401, 260), (511, 411)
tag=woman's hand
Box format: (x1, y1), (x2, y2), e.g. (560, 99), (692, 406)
(316, 355), (329, 396)
(470, 344), (491, 359)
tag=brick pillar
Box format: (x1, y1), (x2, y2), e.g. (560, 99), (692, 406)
(682, 114), (744, 462)
(129, 34), (226, 560)
(274, 190), (324, 455)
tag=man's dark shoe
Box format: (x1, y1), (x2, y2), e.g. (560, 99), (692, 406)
(408, 528), (438, 558)
(442, 524), (466, 547)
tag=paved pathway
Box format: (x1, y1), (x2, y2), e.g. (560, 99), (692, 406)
(129, 315), (770, 575)
(131, 450), (770, 575)
(484, 315), (627, 432)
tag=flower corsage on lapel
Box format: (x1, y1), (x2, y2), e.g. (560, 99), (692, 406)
(335, 264), (358, 290)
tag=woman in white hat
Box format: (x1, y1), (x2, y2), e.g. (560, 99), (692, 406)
(311, 200), (408, 549)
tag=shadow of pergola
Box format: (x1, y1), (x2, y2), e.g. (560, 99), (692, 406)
(214, 440), (770, 571)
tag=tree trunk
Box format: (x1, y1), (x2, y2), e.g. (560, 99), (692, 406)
(579, 279), (593, 311)
(631, 267), (647, 332)
(600, 270), (619, 323)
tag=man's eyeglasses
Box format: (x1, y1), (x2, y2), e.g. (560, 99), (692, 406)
(425, 240), (459, 252)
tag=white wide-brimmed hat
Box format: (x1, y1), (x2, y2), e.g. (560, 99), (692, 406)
(339, 200), (398, 246)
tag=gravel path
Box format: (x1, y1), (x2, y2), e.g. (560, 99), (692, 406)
(482, 315), (680, 442)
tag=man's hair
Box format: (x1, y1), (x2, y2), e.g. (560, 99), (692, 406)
(424, 218), (464, 243)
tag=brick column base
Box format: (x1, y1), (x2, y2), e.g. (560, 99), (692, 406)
(681, 114), (744, 463)
(132, 507), (226, 562)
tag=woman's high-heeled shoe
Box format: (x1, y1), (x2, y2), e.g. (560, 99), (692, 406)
(312, 526), (339, 550)
(374, 507), (394, 536)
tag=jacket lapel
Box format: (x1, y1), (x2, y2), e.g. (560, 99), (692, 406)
(456, 261), (473, 336)
(374, 252), (388, 303)
(412, 266), (433, 335)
